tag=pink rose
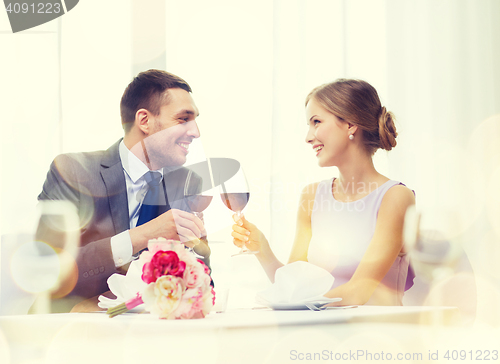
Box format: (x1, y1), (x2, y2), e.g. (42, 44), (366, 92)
(198, 259), (211, 275)
(173, 285), (215, 319)
(142, 276), (185, 319)
(173, 287), (205, 319)
(142, 250), (186, 284)
(201, 288), (215, 316)
(183, 262), (205, 289)
(141, 239), (185, 259)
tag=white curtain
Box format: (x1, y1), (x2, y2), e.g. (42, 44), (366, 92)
(1, 0), (499, 313)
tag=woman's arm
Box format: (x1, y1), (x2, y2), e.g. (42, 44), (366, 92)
(287, 182), (318, 264)
(324, 185), (416, 306)
(232, 182), (319, 282)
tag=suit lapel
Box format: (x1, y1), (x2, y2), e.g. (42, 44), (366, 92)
(100, 140), (129, 234)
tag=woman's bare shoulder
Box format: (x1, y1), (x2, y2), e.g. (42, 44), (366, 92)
(296, 181), (322, 217)
(381, 183), (416, 211)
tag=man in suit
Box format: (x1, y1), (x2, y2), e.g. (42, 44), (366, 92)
(38, 70), (210, 308)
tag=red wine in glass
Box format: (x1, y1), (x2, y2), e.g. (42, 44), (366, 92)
(221, 191), (254, 256)
(221, 192), (249, 213)
(220, 170), (255, 256)
(185, 195), (213, 213)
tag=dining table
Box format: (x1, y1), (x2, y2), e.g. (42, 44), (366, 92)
(3, 304), (498, 364)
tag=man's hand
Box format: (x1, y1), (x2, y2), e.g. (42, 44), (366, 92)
(130, 209), (206, 253)
(193, 236), (211, 259)
(158, 209), (206, 246)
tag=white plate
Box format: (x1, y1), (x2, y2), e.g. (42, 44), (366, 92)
(267, 298), (342, 311)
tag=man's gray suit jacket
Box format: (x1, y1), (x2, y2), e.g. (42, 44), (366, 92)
(38, 139), (203, 299)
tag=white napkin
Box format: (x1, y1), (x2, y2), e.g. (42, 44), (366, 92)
(97, 259), (148, 309)
(256, 261), (337, 305)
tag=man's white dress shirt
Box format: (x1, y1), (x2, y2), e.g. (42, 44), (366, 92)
(110, 141), (164, 267)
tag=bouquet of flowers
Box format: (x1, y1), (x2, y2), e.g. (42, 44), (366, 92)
(106, 238), (215, 319)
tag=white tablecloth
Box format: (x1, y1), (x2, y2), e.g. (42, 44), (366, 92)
(2, 306), (498, 364)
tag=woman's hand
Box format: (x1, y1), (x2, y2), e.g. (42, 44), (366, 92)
(231, 214), (268, 254)
(231, 214), (284, 282)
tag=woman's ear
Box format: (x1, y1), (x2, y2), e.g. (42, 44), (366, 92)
(347, 123), (358, 136)
(135, 109), (150, 135)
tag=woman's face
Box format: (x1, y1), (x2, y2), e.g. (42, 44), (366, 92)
(305, 97), (351, 167)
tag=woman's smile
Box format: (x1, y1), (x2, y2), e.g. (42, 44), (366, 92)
(313, 143), (324, 156)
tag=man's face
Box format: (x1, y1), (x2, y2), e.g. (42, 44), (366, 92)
(143, 88), (200, 169)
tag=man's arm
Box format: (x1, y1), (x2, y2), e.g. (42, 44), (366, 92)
(38, 154), (119, 300)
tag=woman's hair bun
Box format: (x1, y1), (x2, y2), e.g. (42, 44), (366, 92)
(378, 106), (397, 151)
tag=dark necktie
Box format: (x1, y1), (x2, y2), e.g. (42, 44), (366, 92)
(137, 171), (163, 226)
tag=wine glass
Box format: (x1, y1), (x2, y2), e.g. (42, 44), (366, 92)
(403, 205), (463, 283)
(184, 169), (213, 258)
(403, 206), (478, 321)
(10, 200), (79, 314)
(219, 167), (255, 256)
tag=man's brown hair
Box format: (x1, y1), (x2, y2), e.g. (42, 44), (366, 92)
(120, 69), (192, 133)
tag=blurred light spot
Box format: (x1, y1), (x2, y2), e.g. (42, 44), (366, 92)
(10, 241), (60, 293)
(423, 272), (477, 326)
(473, 275), (500, 328)
(474, 230), (500, 281)
(0, 329), (10, 364)
(75, 185), (95, 230)
(487, 166), (500, 239)
(424, 144), (485, 236)
(51, 251), (79, 299)
(467, 114), (500, 179)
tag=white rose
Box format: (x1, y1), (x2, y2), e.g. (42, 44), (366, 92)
(142, 276), (185, 319)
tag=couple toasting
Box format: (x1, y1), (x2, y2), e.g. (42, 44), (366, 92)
(39, 69), (414, 311)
